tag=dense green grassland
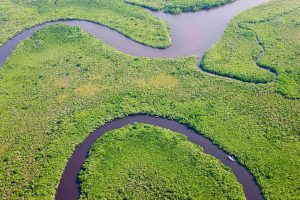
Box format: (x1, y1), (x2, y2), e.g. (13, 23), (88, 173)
(0, 25), (299, 200)
(202, 0), (300, 99)
(0, 0), (170, 48)
(125, 0), (234, 14)
(79, 124), (245, 199)
(125, 0), (165, 11)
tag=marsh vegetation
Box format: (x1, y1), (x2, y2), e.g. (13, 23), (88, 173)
(79, 123), (245, 199)
(0, 24), (299, 199)
(0, 0), (299, 200)
(202, 0), (300, 99)
(125, 0), (235, 14)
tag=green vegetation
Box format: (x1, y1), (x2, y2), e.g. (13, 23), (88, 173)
(79, 123), (245, 199)
(125, 0), (234, 14)
(0, 0), (170, 48)
(0, 0), (300, 199)
(201, 0), (300, 99)
(125, 0), (165, 11)
(0, 24), (299, 200)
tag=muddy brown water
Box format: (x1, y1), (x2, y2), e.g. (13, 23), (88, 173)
(0, 0), (271, 199)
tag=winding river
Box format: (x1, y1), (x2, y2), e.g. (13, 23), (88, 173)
(0, 0), (272, 199)
(55, 115), (264, 200)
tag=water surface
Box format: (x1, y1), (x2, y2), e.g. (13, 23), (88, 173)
(0, 1), (271, 199)
(55, 115), (264, 200)
(0, 0), (270, 66)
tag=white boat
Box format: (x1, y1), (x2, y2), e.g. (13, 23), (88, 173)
(227, 155), (235, 162)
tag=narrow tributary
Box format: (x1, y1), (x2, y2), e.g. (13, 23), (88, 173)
(0, 1), (272, 199)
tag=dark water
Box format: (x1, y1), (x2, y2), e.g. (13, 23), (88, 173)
(0, 0), (271, 199)
(55, 115), (264, 200)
